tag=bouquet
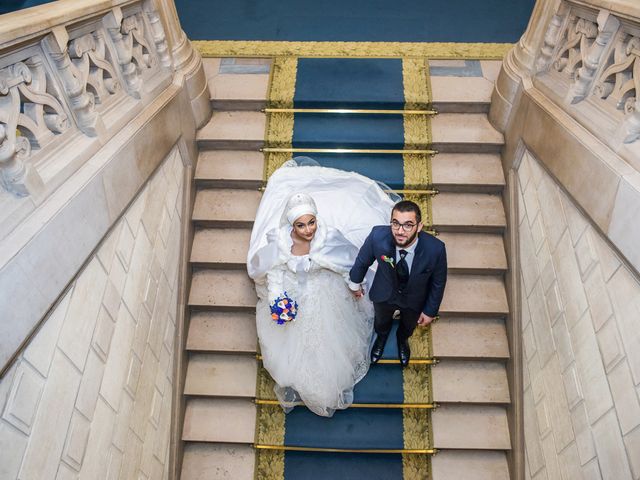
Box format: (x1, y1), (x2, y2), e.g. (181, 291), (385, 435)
(270, 292), (298, 325)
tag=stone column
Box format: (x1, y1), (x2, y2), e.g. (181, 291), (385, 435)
(152, 0), (211, 128)
(489, 0), (561, 132)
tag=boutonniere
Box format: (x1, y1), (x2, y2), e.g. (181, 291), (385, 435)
(381, 255), (395, 268)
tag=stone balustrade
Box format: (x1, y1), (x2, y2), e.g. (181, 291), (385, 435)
(0, 0), (172, 199)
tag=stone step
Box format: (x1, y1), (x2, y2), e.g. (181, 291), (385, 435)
(440, 275), (508, 317)
(190, 269), (506, 316)
(189, 270), (256, 310)
(185, 353), (257, 397)
(181, 443), (255, 480)
(431, 153), (505, 193)
(431, 113), (504, 153)
(191, 229), (505, 275)
(433, 360), (510, 404)
(196, 111), (266, 150)
(182, 398), (256, 443)
(203, 57), (270, 112)
(432, 317), (509, 359)
(439, 232), (506, 274)
(190, 228), (251, 267)
(195, 151), (264, 189)
(193, 151), (504, 194)
(432, 404), (511, 450)
(431, 450), (510, 480)
(432, 193), (506, 233)
(187, 311), (257, 354)
(192, 189), (261, 228)
(431, 76), (493, 114)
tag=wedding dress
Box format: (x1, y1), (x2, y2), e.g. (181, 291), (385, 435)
(247, 160), (396, 417)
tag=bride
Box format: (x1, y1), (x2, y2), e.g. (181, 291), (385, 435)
(247, 159), (396, 417)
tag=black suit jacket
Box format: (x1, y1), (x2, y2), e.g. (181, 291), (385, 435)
(349, 225), (447, 317)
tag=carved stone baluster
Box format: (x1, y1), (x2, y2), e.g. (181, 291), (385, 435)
(0, 66), (32, 196)
(143, 0), (172, 69)
(536, 4), (570, 73)
(43, 26), (101, 136)
(615, 43), (640, 144)
(567, 11), (620, 104)
(69, 32), (120, 106)
(104, 8), (142, 99)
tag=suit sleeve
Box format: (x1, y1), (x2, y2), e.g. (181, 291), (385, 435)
(349, 230), (376, 284)
(422, 245), (447, 317)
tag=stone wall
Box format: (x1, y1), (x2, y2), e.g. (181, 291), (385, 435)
(0, 146), (184, 479)
(518, 150), (640, 480)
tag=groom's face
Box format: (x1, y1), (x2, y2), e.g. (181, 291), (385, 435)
(391, 211), (422, 247)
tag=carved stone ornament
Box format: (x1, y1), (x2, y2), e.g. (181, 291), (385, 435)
(566, 11), (620, 105)
(536, 6), (570, 73)
(553, 16), (598, 78)
(0, 59), (69, 196)
(105, 9), (143, 98)
(598, 36), (640, 143)
(143, 1), (172, 69)
(68, 32), (121, 108)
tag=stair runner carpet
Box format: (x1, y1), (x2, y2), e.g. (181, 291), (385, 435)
(256, 56), (435, 480)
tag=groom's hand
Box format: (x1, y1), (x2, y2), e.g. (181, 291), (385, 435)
(417, 313), (435, 327)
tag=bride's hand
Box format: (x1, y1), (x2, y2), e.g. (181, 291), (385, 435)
(350, 286), (364, 299)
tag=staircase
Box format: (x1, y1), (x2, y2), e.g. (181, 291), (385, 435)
(179, 58), (512, 479)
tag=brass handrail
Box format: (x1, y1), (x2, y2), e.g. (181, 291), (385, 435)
(263, 108), (437, 115)
(261, 147), (438, 155)
(254, 444), (438, 454)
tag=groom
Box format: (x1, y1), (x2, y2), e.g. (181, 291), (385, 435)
(348, 200), (447, 367)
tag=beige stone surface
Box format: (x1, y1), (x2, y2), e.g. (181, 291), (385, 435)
(187, 312), (257, 353)
(431, 76), (493, 108)
(192, 189), (262, 226)
(432, 193), (506, 232)
(432, 405), (510, 449)
(189, 270), (257, 309)
(182, 398), (256, 443)
(439, 232), (507, 273)
(195, 151), (264, 186)
(432, 153), (505, 192)
(440, 275), (508, 316)
(432, 317), (509, 359)
(432, 360), (510, 403)
(0, 149), (184, 479)
(191, 228), (251, 266)
(184, 354), (257, 397)
(196, 111), (266, 147)
(518, 150), (640, 480)
(431, 450), (509, 480)
(432, 113), (504, 150)
(181, 443), (255, 480)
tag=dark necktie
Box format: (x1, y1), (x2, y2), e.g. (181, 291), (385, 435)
(397, 249), (409, 288)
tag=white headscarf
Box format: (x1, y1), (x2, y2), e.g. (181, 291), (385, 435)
(282, 193), (318, 226)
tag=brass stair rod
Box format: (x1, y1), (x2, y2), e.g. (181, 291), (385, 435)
(255, 399), (438, 409)
(258, 185), (438, 196)
(263, 107), (438, 115)
(256, 354), (437, 365)
(261, 147), (438, 155)
(254, 444), (438, 455)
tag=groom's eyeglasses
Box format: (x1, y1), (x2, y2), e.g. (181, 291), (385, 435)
(391, 220), (417, 232)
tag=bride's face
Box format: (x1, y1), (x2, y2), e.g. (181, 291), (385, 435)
(292, 214), (317, 242)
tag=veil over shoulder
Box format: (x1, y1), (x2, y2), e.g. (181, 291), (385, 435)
(247, 161), (396, 280)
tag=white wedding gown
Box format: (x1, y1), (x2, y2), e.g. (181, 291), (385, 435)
(247, 160), (396, 417)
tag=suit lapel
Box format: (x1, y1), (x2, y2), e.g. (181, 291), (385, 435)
(408, 233), (426, 281)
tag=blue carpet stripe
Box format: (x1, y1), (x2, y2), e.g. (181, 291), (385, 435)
(284, 451), (404, 479)
(294, 58), (405, 109)
(308, 153), (404, 189)
(284, 408), (405, 449)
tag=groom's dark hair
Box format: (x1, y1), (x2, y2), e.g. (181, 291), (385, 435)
(392, 200), (422, 224)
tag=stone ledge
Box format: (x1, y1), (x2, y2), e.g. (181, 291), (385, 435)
(0, 82), (198, 374)
(504, 85), (640, 278)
